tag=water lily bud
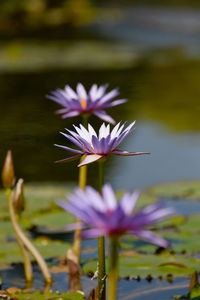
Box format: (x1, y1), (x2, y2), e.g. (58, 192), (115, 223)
(2, 150), (15, 188)
(14, 178), (25, 214)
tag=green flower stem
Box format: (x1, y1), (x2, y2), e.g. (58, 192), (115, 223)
(98, 161), (106, 300)
(108, 236), (119, 300)
(7, 189), (52, 284)
(16, 234), (33, 282)
(73, 156), (87, 259)
(73, 115), (88, 260)
(7, 188), (33, 282)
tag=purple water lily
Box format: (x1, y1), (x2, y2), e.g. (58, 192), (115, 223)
(47, 83), (127, 124)
(58, 184), (174, 248)
(55, 121), (149, 167)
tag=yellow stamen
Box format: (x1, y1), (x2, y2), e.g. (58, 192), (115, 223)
(80, 99), (87, 108)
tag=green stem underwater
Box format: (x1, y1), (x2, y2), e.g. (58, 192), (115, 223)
(98, 161), (106, 300)
(108, 236), (119, 300)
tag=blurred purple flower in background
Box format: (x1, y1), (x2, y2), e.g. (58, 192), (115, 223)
(58, 184), (174, 248)
(47, 83), (127, 124)
(55, 121), (149, 167)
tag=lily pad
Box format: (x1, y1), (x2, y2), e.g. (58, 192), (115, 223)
(8, 290), (84, 300)
(150, 181), (200, 200)
(83, 254), (200, 278)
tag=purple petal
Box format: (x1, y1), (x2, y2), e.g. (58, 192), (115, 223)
(78, 154), (103, 167)
(47, 91), (68, 105)
(91, 135), (101, 153)
(110, 122), (136, 150)
(102, 184), (117, 210)
(102, 99), (127, 108)
(77, 83), (87, 99)
(61, 111), (80, 119)
(95, 85), (108, 100)
(89, 84), (98, 99)
(100, 135), (111, 153)
(57, 200), (90, 223)
(112, 150), (150, 156)
(99, 137), (109, 154)
(55, 154), (82, 163)
(133, 229), (170, 248)
(61, 132), (85, 149)
(98, 88), (119, 104)
(55, 108), (69, 114)
(84, 187), (106, 212)
(93, 110), (116, 125)
(66, 129), (94, 153)
(54, 144), (83, 154)
(65, 85), (78, 99)
(130, 203), (174, 229)
(120, 190), (140, 215)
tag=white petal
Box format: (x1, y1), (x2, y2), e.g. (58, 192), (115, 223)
(124, 121), (136, 133)
(88, 123), (97, 138)
(105, 124), (110, 136)
(116, 123), (125, 136)
(80, 124), (91, 141)
(111, 122), (121, 139)
(73, 125), (90, 142)
(99, 123), (107, 139)
(78, 154), (103, 167)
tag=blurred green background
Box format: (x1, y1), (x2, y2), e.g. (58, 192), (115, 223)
(1, 0), (200, 189)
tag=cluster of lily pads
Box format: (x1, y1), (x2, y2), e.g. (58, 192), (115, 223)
(3, 83), (200, 300)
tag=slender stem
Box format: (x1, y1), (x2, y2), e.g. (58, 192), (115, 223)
(73, 155), (87, 259)
(7, 189), (33, 282)
(73, 115), (88, 260)
(98, 161), (106, 300)
(7, 189), (52, 283)
(98, 160), (104, 192)
(108, 236), (119, 300)
(98, 235), (106, 300)
(16, 234), (33, 282)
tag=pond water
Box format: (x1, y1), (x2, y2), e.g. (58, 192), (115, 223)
(0, 262), (189, 300)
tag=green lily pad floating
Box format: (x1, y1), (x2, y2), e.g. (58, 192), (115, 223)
(0, 237), (72, 264)
(7, 291), (84, 300)
(150, 180), (200, 200)
(83, 253), (200, 278)
(0, 184), (74, 220)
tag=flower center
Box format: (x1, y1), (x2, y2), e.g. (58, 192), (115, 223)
(80, 99), (87, 108)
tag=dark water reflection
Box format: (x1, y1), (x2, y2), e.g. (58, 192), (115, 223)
(0, 62), (200, 189)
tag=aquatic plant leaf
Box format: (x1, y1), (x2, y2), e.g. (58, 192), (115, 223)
(150, 180), (200, 200)
(83, 254), (200, 278)
(7, 290), (84, 300)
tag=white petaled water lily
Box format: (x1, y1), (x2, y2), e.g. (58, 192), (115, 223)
(55, 121), (149, 167)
